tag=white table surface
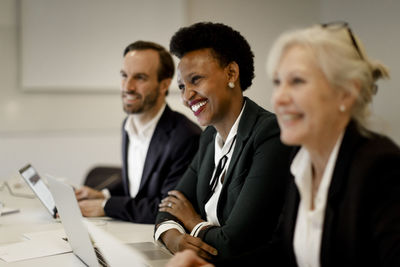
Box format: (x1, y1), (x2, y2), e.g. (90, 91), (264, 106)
(0, 180), (169, 267)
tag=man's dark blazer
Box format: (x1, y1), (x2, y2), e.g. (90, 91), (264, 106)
(104, 105), (201, 224)
(156, 98), (292, 263)
(265, 121), (400, 267)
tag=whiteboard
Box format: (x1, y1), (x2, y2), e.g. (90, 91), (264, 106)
(20, 0), (185, 92)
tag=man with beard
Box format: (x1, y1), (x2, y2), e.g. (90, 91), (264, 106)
(75, 41), (202, 223)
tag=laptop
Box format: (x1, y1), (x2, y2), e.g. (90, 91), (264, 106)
(18, 164), (57, 218)
(46, 175), (171, 267)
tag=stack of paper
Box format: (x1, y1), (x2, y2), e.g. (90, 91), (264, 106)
(0, 230), (71, 263)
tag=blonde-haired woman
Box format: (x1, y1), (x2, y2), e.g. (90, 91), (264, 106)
(267, 22), (400, 267)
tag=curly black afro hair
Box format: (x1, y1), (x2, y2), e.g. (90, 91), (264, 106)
(170, 22), (255, 91)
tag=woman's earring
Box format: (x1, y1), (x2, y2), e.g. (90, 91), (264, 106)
(339, 104), (346, 112)
(228, 82), (235, 88)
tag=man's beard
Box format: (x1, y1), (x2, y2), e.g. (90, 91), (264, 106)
(123, 86), (160, 114)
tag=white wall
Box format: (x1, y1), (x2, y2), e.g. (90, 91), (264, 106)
(1, 0), (399, 184)
(0, 0), (193, 184)
(1, 1), (121, 183)
(19, 0), (185, 91)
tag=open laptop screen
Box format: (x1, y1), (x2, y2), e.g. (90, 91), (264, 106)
(18, 164), (57, 218)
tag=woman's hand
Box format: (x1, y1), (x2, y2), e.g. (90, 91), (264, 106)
(162, 229), (218, 260)
(166, 250), (215, 267)
(159, 190), (203, 231)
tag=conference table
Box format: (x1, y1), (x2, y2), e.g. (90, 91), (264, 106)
(0, 179), (170, 267)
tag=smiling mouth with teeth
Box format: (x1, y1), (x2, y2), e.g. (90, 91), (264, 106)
(123, 93), (141, 103)
(190, 100), (207, 113)
(279, 113), (303, 123)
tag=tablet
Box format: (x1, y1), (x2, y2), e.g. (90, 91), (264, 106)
(18, 164), (57, 218)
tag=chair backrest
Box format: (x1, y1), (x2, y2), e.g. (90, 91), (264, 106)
(84, 166), (122, 191)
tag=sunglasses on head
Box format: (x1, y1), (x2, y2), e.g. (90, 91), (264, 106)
(321, 21), (364, 60)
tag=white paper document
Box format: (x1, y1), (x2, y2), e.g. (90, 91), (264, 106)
(0, 236), (72, 262)
(23, 228), (67, 240)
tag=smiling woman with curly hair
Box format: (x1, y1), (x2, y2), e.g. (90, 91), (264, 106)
(154, 22), (292, 265)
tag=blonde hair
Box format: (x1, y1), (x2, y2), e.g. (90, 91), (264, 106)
(266, 24), (389, 132)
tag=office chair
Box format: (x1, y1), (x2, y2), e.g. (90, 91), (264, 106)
(84, 166), (122, 191)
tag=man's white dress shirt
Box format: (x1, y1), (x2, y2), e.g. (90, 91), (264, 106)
(124, 104), (166, 198)
(102, 104), (165, 205)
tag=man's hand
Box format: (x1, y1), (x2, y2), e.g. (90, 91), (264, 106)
(78, 199), (106, 217)
(75, 186), (104, 201)
(166, 250), (215, 267)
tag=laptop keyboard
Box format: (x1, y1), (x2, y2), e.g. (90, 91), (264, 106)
(94, 246), (109, 267)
